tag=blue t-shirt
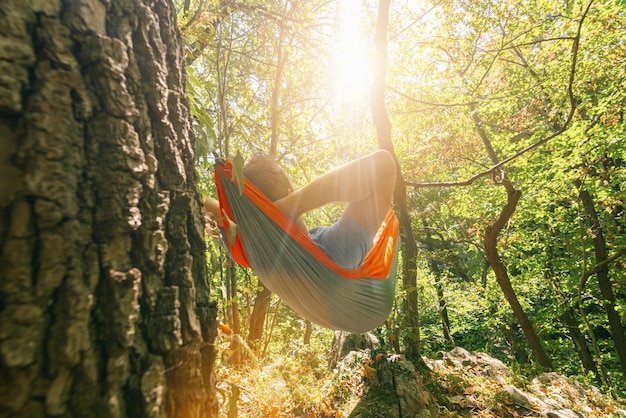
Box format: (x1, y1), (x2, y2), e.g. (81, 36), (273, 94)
(308, 216), (373, 270)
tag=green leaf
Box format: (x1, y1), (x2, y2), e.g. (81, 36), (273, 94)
(233, 151), (245, 196)
(227, 218), (238, 247)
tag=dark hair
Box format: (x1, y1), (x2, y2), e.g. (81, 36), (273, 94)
(243, 152), (293, 201)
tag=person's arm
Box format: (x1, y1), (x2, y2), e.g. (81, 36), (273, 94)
(203, 197), (224, 227)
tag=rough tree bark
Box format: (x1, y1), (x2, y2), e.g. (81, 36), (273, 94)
(0, 1), (218, 417)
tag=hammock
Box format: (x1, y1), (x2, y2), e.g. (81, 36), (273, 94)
(214, 160), (399, 333)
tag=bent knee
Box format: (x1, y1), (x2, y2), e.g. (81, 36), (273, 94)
(370, 150), (396, 181)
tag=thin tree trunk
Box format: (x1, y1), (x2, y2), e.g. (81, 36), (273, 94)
(262, 299), (281, 358)
(471, 104), (552, 370)
(423, 221), (454, 346)
(248, 281), (273, 352)
(304, 320), (313, 345)
(435, 284), (455, 347)
(501, 321), (529, 365)
(227, 262), (242, 364)
(578, 187), (626, 376)
(216, 18), (231, 158)
(545, 243), (600, 382)
(371, 0), (424, 367)
(560, 307), (600, 381)
(484, 187), (553, 370)
(0, 1), (218, 417)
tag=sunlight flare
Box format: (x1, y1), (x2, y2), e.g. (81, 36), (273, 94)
(332, 0), (371, 99)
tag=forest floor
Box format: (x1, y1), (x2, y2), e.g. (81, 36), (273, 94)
(214, 340), (626, 418)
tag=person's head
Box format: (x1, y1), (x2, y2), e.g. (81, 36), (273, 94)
(243, 152), (294, 201)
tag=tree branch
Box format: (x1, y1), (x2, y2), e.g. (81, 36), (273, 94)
(405, 1), (594, 189)
(182, 0), (206, 31)
(580, 247), (626, 289)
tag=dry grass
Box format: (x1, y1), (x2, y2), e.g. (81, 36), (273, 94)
(213, 336), (626, 418)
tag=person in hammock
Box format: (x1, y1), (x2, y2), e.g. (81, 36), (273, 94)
(204, 149), (396, 270)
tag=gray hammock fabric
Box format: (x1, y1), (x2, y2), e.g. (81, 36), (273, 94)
(216, 165), (398, 333)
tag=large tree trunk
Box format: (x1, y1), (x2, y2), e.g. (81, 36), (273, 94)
(0, 1), (218, 417)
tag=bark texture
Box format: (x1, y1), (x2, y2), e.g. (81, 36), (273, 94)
(0, 1), (218, 417)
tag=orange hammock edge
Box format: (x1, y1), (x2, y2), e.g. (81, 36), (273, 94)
(214, 160), (399, 280)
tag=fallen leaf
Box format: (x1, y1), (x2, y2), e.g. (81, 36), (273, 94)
(363, 364), (377, 380)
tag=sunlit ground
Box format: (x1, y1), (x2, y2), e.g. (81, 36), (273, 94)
(214, 334), (356, 417)
(214, 341), (626, 418)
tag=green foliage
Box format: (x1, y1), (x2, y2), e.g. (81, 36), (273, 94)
(232, 150), (245, 195)
(186, 65), (217, 166)
(388, 0), (626, 394)
(178, 0), (626, 401)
